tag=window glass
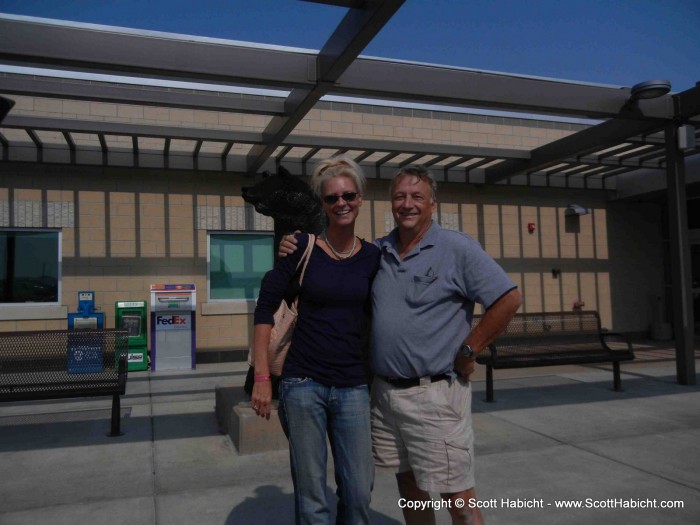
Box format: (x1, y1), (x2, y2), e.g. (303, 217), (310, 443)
(0, 230), (60, 303)
(209, 233), (274, 300)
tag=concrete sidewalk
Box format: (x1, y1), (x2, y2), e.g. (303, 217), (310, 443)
(1, 342), (699, 524)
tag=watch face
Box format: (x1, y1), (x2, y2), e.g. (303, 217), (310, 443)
(461, 344), (473, 358)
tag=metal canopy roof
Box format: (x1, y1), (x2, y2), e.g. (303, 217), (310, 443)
(0, 3), (698, 191)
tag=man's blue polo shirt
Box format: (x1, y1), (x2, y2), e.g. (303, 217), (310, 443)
(370, 222), (516, 378)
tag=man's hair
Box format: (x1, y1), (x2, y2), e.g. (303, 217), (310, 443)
(389, 165), (438, 201)
(311, 155), (366, 197)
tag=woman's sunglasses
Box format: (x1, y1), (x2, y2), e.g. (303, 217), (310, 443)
(322, 192), (358, 205)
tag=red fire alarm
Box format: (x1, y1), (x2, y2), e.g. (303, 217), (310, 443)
(527, 222), (536, 234)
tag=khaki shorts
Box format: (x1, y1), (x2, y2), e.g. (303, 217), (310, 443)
(371, 375), (474, 494)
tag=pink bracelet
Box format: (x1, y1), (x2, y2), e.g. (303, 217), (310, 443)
(254, 374), (271, 383)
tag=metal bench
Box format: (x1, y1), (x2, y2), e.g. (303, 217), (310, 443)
(0, 329), (129, 436)
(475, 311), (635, 402)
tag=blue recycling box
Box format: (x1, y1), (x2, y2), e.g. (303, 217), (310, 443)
(67, 333), (104, 374)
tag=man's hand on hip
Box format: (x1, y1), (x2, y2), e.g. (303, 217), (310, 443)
(454, 354), (476, 381)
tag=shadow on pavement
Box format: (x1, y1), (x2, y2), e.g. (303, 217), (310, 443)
(225, 485), (402, 525)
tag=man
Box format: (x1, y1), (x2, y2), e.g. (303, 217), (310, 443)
(370, 166), (520, 525)
(281, 165), (521, 524)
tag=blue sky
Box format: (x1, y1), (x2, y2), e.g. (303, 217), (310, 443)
(1, 0), (698, 92)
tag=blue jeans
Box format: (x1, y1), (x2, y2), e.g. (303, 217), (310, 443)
(279, 377), (374, 525)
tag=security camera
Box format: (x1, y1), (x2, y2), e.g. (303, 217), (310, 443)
(565, 204), (590, 216)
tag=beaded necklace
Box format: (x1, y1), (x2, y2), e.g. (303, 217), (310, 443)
(322, 231), (357, 260)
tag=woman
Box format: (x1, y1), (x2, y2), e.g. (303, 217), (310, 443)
(251, 156), (380, 525)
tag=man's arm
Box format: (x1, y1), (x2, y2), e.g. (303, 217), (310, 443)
(278, 231), (300, 257)
(454, 288), (522, 380)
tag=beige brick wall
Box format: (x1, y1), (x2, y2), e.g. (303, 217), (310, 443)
(110, 192), (137, 257)
(594, 208), (609, 259)
(483, 204), (501, 258)
(6, 93), (578, 160)
(543, 272), (563, 311)
(501, 205), (520, 258)
(170, 194), (195, 257)
(559, 209), (577, 259)
(140, 193), (166, 258)
(3, 319), (67, 332)
(523, 273), (543, 312)
(540, 207), (559, 258)
(0, 92), (657, 339)
(460, 203), (478, 239)
(79, 191), (106, 257)
(372, 199), (393, 237)
(0, 166), (650, 341)
(521, 206), (539, 258)
(596, 273), (613, 329)
(7, 95), (273, 135)
(295, 108), (573, 151)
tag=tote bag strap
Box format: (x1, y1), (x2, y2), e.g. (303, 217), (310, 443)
(297, 234), (315, 287)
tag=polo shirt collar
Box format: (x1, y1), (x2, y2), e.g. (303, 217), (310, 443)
(383, 221), (440, 259)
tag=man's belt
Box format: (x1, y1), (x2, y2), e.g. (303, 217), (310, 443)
(378, 374), (450, 389)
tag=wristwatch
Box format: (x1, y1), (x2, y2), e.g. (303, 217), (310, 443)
(458, 342), (474, 359)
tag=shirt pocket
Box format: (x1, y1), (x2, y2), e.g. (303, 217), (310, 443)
(406, 273), (440, 306)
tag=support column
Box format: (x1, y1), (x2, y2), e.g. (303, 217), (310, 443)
(664, 124), (696, 385)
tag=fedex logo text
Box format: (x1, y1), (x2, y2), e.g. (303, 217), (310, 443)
(157, 315), (187, 325)
(155, 315), (190, 330)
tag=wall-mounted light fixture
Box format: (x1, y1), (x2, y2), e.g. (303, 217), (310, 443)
(551, 268), (561, 279)
(565, 204), (590, 216)
(527, 222), (536, 234)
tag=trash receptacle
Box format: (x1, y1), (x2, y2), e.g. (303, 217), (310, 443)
(150, 284), (196, 371)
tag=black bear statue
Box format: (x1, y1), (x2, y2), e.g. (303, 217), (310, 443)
(242, 165), (325, 258)
(241, 165), (325, 398)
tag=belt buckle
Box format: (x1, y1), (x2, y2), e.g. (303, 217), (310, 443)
(419, 376), (431, 387)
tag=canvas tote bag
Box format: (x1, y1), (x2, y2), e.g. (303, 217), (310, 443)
(248, 234), (316, 376)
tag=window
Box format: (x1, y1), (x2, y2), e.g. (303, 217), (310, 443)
(208, 232), (274, 301)
(0, 230), (61, 304)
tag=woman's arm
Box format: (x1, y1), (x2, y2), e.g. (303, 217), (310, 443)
(254, 234), (309, 324)
(251, 323), (273, 419)
(250, 234), (311, 418)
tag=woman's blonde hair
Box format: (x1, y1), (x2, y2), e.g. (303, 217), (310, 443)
(310, 155), (366, 197)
